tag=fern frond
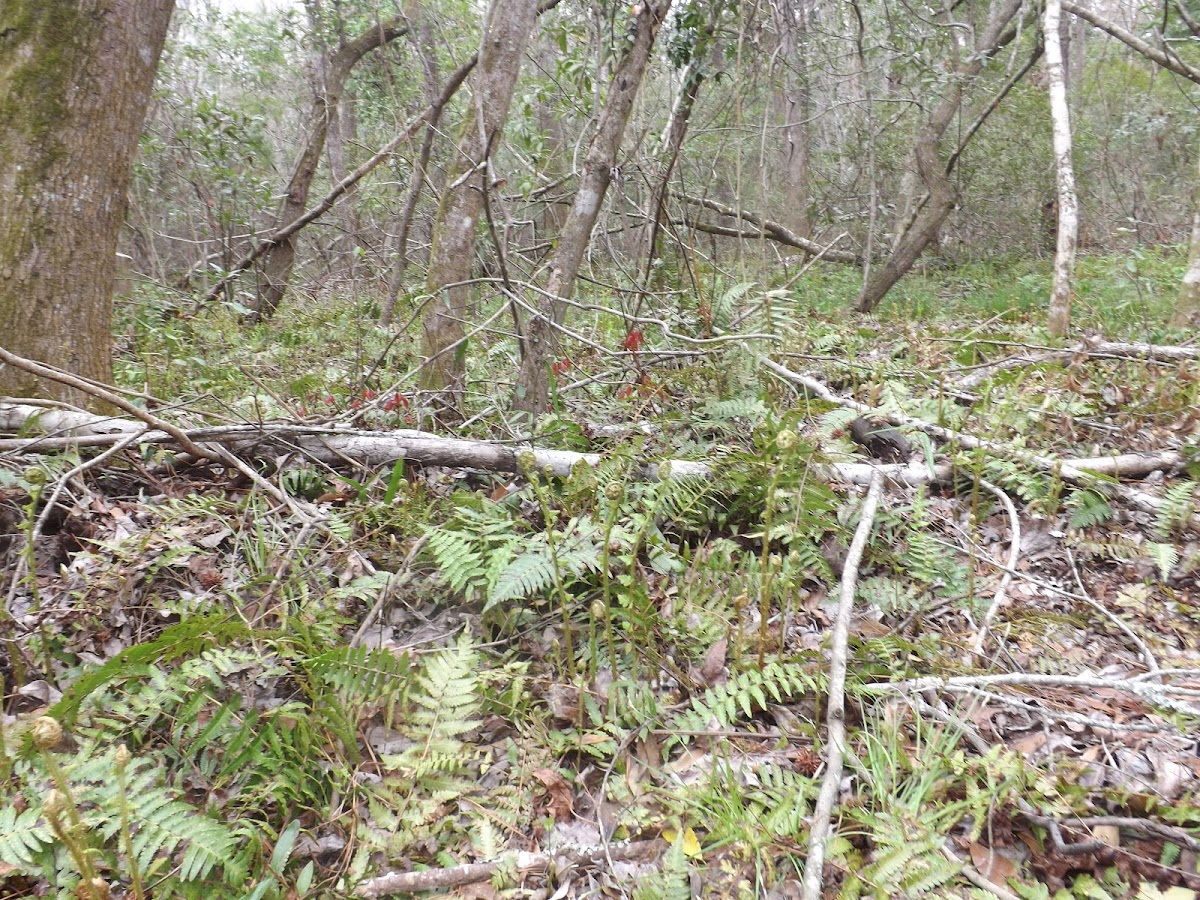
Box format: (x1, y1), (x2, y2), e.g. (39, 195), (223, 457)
(0, 806), (52, 870)
(1145, 542), (1180, 581)
(668, 661), (815, 746)
(307, 644), (413, 706)
(487, 540), (556, 609)
(857, 575), (925, 614)
(1154, 481), (1196, 538)
(122, 782), (236, 881)
(1067, 489), (1114, 529)
(424, 527), (490, 599)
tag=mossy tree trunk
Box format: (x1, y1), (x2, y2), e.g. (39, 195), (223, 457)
(0, 0), (174, 407)
(419, 0), (538, 413)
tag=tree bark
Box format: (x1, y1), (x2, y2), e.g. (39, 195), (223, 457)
(774, 0), (811, 241)
(1044, 0), (1078, 337)
(0, 0), (174, 407)
(380, 11), (441, 328)
(419, 0), (539, 411)
(1175, 152), (1200, 326)
(511, 0), (675, 418)
(641, 56), (707, 278)
(853, 0), (1026, 313)
(251, 14), (411, 321)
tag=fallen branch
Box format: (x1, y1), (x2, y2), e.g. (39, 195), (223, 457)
(969, 478), (1021, 662)
(756, 355), (1195, 524)
(802, 472), (884, 900)
(669, 191), (862, 264)
(354, 839), (664, 898)
(0, 403), (949, 486)
(955, 339), (1199, 390)
(865, 672), (1200, 719)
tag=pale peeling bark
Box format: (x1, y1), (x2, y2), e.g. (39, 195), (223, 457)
(0, 0), (174, 407)
(252, 15), (411, 321)
(512, 0), (674, 418)
(1175, 153), (1200, 326)
(1044, 0), (1078, 337)
(854, 0), (1026, 313)
(419, 0), (538, 411)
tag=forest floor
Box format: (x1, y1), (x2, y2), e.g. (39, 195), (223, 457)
(1, 252), (1199, 899)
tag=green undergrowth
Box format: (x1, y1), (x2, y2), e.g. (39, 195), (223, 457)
(111, 249), (1191, 428)
(4, 251), (1198, 896)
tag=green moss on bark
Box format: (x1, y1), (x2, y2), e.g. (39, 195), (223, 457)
(0, 2), (88, 184)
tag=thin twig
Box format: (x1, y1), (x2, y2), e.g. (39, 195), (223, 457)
(353, 535), (429, 645)
(0, 348), (214, 461)
(969, 478), (1021, 661)
(802, 472), (884, 900)
(1065, 544), (1160, 678)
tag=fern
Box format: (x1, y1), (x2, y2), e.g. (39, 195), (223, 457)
(854, 810), (960, 897)
(632, 834), (692, 900)
(889, 490), (968, 598)
(709, 281), (755, 331)
(0, 806), (52, 871)
(50, 613), (252, 726)
(1153, 480), (1196, 538)
(667, 661), (815, 746)
(17, 749), (242, 887)
(1067, 489), (1114, 529)
(858, 575), (925, 614)
(118, 772), (238, 881)
(362, 636), (486, 859)
(306, 643), (412, 709)
(425, 526), (492, 599)
(1070, 531), (1142, 563)
(488, 540), (558, 608)
(1145, 542), (1180, 581)
(749, 765), (816, 837)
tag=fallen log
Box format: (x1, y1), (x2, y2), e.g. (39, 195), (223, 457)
(0, 402), (945, 486)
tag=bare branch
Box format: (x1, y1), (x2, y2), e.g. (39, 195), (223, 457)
(1062, 0), (1200, 83)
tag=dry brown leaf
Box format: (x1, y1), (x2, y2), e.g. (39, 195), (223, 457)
(968, 842), (1018, 884)
(532, 767), (574, 821)
(699, 636), (728, 686)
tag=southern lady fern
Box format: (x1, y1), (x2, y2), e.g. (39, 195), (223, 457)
(360, 636), (486, 857)
(667, 661), (816, 749)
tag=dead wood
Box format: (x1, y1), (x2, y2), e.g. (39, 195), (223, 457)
(955, 339), (1199, 390)
(0, 403), (946, 487)
(801, 472), (884, 900)
(354, 839), (664, 898)
(669, 191), (861, 264)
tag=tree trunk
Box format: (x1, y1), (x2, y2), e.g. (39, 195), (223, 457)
(1044, 0), (1078, 337)
(380, 12), (441, 328)
(0, 0), (174, 407)
(774, 0), (811, 241)
(641, 57), (706, 278)
(1174, 152), (1200, 326)
(854, 0), (1025, 313)
(251, 14), (411, 321)
(512, 0), (673, 418)
(418, 0), (539, 411)
(327, 93), (363, 256)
